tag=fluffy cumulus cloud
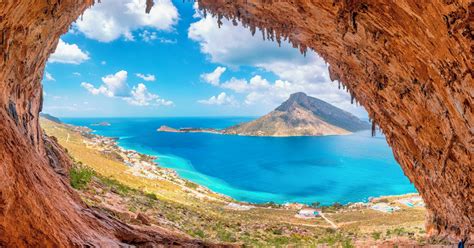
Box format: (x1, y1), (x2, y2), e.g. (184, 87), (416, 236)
(74, 0), (178, 42)
(82, 70), (130, 97)
(127, 83), (173, 106)
(200, 64), (366, 116)
(198, 92), (237, 106)
(190, 7), (367, 116)
(135, 73), (156, 81)
(81, 70), (172, 107)
(49, 39), (90, 64)
(221, 75), (271, 93)
(189, 7), (306, 67)
(200, 66), (226, 86)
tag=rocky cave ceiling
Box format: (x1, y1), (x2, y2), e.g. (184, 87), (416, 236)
(0, 0), (472, 246)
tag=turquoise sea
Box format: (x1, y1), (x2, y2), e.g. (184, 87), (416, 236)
(62, 117), (416, 205)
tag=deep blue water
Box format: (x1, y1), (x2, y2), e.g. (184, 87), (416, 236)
(62, 117), (416, 205)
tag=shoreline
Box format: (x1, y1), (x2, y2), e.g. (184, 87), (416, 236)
(41, 117), (431, 246)
(72, 121), (419, 209)
(65, 122), (232, 203)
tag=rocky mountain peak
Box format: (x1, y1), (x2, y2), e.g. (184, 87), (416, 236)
(276, 93), (370, 132)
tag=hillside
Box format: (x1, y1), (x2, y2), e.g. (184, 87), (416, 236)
(224, 93), (370, 137)
(39, 117), (430, 247)
(40, 113), (62, 124)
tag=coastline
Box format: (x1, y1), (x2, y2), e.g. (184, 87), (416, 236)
(40, 117), (432, 246)
(81, 127), (232, 203)
(68, 120), (418, 208)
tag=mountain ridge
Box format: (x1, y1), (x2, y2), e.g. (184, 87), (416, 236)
(158, 93), (370, 137)
(277, 92), (370, 132)
(223, 92), (369, 136)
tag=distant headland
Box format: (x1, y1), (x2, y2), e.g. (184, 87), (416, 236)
(91, 122), (111, 127)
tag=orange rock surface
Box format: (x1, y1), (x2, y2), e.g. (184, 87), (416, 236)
(0, 0), (472, 246)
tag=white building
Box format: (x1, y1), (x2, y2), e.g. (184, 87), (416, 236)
(295, 208), (320, 218)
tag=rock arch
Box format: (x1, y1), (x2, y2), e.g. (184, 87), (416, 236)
(0, 0), (472, 246)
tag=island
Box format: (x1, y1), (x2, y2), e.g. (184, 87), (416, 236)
(158, 92), (370, 137)
(91, 121), (111, 127)
(157, 125), (222, 134)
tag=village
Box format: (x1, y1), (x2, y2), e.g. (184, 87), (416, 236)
(83, 133), (177, 180)
(225, 193), (425, 230)
(80, 124), (426, 229)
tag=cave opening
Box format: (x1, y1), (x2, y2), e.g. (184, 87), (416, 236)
(0, 0), (471, 246)
(42, 0), (418, 207)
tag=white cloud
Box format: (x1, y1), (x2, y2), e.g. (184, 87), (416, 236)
(138, 30), (177, 43)
(136, 73), (156, 82)
(101, 70), (131, 97)
(200, 66), (226, 86)
(139, 30), (158, 42)
(74, 0), (179, 42)
(73, 72), (81, 76)
(189, 9), (305, 68)
(101, 61), (107, 65)
(81, 70), (172, 107)
(189, 8), (367, 116)
(198, 92), (237, 106)
(221, 75), (271, 93)
(126, 83), (173, 106)
(49, 39), (90, 64)
(81, 82), (111, 96)
(81, 70), (130, 97)
(44, 72), (55, 81)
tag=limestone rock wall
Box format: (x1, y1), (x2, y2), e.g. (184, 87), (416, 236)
(0, 1), (212, 247)
(197, 0), (473, 241)
(0, 0), (472, 246)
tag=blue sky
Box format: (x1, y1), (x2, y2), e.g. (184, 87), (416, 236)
(43, 0), (367, 118)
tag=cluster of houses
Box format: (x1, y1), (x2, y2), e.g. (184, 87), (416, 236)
(282, 194), (426, 218)
(367, 195), (425, 213)
(82, 135), (178, 181)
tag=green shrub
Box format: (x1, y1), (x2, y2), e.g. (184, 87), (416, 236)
(332, 202), (344, 209)
(185, 181), (199, 189)
(272, 229), (283, 235)
(342, 239), (354, 248)
(371, 231), (382, 240)
(393, 227), (407, 236)
(99, 176), (131, 196)
(70, 165), (95, 189)
(145, 192), (158, 201)
(192, 229), (205, 238)
(216, 227), (236, 242)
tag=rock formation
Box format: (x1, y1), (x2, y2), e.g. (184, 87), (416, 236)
(196, 0), (473, 243)
(0, 1), (214, 247)
(224, 92), (368, 136)
(0, 0), (472, 246)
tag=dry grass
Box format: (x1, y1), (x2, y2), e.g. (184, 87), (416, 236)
(41, 118), (434, 246)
